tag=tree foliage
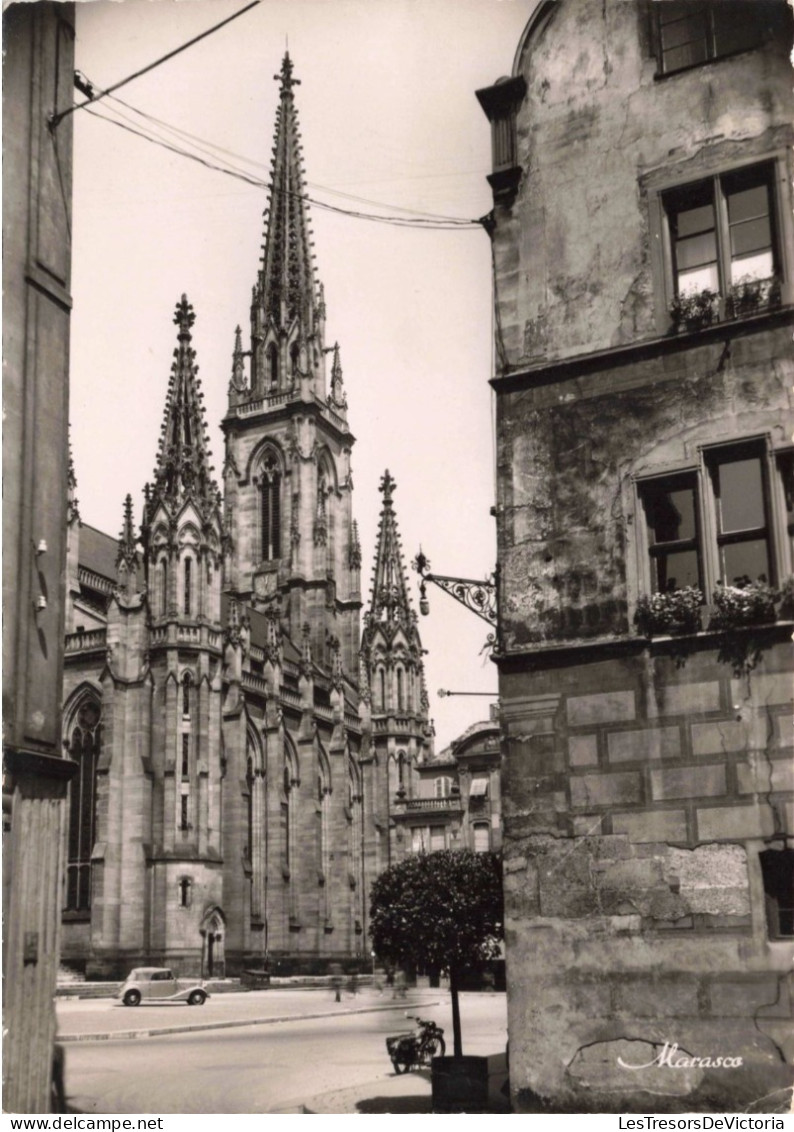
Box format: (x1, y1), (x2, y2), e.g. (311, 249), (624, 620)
(369, 849), (503, 975)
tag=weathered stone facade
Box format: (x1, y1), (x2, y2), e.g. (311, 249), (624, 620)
(60, 55), (431, 979)
(480, 0), (794, 1112)
(3, 2), (77, 1111)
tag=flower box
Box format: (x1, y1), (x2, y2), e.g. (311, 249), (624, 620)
(634, 587), (703, 637)
(708, 579), (777, 631)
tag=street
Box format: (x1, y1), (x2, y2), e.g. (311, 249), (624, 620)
(59, 990), (507, 1114)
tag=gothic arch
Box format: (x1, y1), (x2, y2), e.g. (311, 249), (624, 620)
(317, 738), (332, 795)
(283, 728), (300, 785)
(62, 686), (103, 913)
(316, 446), (339, 494)
(200, 905), (226, 978)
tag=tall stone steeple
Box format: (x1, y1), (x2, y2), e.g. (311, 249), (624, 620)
(222, 53), (360, 676)
(146, 296), (222, 522)
(141, 294), (223, 626)
(250, 52), (328, 402)
(362, 471), (432, 828)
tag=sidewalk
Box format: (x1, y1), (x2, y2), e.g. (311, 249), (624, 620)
(277, 1063), (511, 1114)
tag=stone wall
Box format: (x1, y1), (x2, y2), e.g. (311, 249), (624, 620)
(501, 640), (793, 1112)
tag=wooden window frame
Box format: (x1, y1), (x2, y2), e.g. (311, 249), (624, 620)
(653, 1), (782, 78)
(635, 437), (791, 602)
(646, 153), (793, 334)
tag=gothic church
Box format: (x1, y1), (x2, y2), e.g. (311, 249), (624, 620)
(61, 55), (433, 978)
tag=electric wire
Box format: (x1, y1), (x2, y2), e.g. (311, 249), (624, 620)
(91, 92), (480, 226)
(83, 104), (484, 230)
(105, 91), (476, 223)
(50, 0), (262, 127)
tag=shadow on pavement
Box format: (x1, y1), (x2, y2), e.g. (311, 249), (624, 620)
(355, 1095), (433, 1113)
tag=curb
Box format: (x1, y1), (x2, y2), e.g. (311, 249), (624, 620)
(58, 997), (440, 1044)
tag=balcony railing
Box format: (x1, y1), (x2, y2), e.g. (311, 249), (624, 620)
(65, 628), (107, 654)
(394, 796), (463, 813)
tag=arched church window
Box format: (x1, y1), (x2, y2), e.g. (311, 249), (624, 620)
(282, 761), (293, 871)
(245, 754), (254, 862)
(183, 557), (192, 617)
(182, 673), (192, 719)
(65, 699), (102, 912)
(290, 342), (300, 377)
(397, 750), (406, 787)
(261, 455), (282, 561)
(378, 669), (386, 712)
(397, 668), (405, 712)
(157, 559), (168, 618)
(267, 343), (278, 387)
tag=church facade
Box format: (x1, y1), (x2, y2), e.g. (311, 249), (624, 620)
(61, 55), (433, 979)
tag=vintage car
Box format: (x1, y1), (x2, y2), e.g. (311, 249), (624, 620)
(117, 967), (209, 1007)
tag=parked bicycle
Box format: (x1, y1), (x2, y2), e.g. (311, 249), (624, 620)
(385, 1014), (446, 1073)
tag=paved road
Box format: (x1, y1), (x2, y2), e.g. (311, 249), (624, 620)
(57, 986), (434, 1038)
(61, 991), (507, 1114)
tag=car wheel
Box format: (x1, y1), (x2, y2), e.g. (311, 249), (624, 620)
(123, 989), (141, 1007)
(187, 990), (206, 1006)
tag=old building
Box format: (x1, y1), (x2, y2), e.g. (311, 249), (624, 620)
(3, 1), (77, 1111)
(61, 56), (432, 979)
(479, 0), (794, 1113)
(391, 712), (502, 859)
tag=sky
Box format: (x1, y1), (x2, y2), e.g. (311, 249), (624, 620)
(68, 0), (533, 751)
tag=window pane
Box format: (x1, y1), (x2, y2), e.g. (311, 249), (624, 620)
(730, 250), (774, 285)
(646, 485), (697, 544)
(676, 202), (715, 239)
(678, 263), (720, 296)
(654, 548), (701, 593)
(713, 3), (766, 56)
(716, 457), (764, 533)
(659, 4), (709, 71)
(727, 183), (769, 225)
(671, 193), (717, 295)
(430, 828), (445, 852)
(730, 216), (771, 259)
(720, 539), (770, 585)
(676, 231), (718, 272)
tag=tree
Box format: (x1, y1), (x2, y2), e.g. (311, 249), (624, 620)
(369, 849), (503, 1057)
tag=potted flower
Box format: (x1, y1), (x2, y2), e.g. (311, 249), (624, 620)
(725, 274), (781, 320)
(669, 288), (719, 333)
(708, 577), (778, 631)
(634, 586), (703, 637)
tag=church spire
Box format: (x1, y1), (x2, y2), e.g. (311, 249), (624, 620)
(251, 53), (322, 395)
(146, 295), (220, 520)
(367, 470), (414, 625)
(117, 494), (138, 570)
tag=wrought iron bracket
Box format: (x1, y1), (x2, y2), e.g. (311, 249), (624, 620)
(412, 549), (497, 628)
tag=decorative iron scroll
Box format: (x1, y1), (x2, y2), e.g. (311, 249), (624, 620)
(412, 549), (497, 628)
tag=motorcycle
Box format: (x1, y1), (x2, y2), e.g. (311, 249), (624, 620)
(386, 1014), (446, 1073)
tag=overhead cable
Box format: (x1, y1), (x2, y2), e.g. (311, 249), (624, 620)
(83, 105), (483, 230)
(105, 91), (475, 224)
(49, 0), (261, 127)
